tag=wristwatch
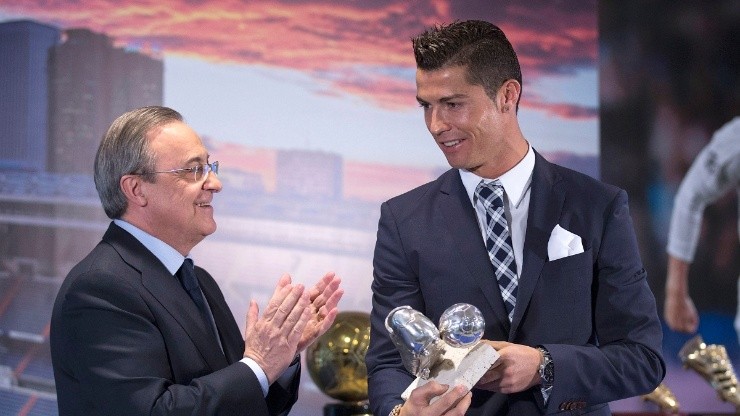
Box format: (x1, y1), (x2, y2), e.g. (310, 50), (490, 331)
(389, 404), (403, 416)
(536, 346), (554, 389)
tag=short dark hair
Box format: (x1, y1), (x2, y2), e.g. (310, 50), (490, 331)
(412, 20), (522, 109)
(94, 106), (183, 219)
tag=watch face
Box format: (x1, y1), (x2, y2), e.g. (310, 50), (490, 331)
(538, 347), (554, 385)
(542, 362), (554, 384)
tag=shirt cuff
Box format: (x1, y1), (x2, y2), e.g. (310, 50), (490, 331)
(541, 386), (551, 404)
(240, 357), (269, 397)
(240, 354), (301, 398)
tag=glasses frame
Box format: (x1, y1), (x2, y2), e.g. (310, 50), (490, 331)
(136, 161), (219, 182)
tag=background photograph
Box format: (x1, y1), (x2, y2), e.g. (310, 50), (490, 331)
(0, 0), (735, 414)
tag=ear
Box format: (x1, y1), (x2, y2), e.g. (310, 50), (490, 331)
(120, 174), (148, 208)
(499, 79), (521, 113)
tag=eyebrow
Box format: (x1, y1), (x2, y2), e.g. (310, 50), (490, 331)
(416, 93), (468, 104)
(182, 154), (210, 165)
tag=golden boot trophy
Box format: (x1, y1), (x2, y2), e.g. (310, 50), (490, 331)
(641, 382), (680, 413)
(679, 335), (740, 410)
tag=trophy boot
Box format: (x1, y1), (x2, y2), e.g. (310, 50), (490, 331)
(641, 382), (679, 413)
(679, 335), (740, 409)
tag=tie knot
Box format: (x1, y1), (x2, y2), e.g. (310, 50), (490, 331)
(183, 258), (194, 270)
(178, 258), (199, 291)
(475, 180), (505, 210)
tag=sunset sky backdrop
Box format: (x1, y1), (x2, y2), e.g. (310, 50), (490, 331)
(0, 0), (598, 171)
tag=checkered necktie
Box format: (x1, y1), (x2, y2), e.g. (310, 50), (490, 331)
(475, 180), (518, 321)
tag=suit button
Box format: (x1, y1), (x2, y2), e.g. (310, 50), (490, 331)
(560, 401), (574, 411)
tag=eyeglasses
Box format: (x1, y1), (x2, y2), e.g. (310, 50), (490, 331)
(137, 161), (219, 182)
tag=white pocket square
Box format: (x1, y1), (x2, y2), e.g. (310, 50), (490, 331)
(548, 224), (584, 261)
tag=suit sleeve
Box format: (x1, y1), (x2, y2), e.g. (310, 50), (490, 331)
(54, 270), (277, 416)
(542, 189), (665, 412)
(366, 201), (421, 416)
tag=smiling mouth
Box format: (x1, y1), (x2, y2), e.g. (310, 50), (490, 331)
(195, 202), (211, 207)
(441, 139), (462, 147)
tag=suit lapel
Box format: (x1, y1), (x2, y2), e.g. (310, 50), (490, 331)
(509, 152), (564, 338)
(437, 170), (511, 336)
(103, 224), (228, 370)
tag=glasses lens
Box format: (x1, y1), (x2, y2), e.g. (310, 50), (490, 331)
(194, 162), (219, 181)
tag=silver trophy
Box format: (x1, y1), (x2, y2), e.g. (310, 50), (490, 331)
(385, 303), (499, 402)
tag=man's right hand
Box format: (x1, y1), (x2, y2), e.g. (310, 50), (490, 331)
(664, 255), (699, 333)
(399, 381), (471, 416)
(243, 274), (311, 383)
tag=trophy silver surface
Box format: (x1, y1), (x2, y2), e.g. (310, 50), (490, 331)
(439, 303), (486, 347)
(385, 305), (444, 379)
(386, 304), (500, 403)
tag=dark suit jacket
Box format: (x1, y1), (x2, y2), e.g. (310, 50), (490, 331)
(366, 151), (665, 416)
(50, 223), (299, 416)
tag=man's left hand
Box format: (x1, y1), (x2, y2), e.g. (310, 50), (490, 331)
(297, 272), (344, 352)
(475, 341), (541, 393)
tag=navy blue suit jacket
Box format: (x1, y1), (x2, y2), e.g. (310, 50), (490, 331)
(51, 223), (299, 415)
(366, 151), (664, 415)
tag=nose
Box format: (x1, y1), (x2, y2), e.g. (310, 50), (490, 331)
(427, 107), (450, 136)
(203, 170), (222, 193)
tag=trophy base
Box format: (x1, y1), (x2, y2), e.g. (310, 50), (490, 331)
(323, 402), (372, 416)
(401, 342), (499, 404)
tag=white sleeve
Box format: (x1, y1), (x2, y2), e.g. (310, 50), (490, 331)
(666, 117), (740, 261)
(240, 357), (269, 397)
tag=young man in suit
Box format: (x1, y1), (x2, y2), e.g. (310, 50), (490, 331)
(366, 20), (665, 416)
(50, 106), (343, 415)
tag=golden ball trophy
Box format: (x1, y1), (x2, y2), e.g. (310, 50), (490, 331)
(306, 311), (372, 416)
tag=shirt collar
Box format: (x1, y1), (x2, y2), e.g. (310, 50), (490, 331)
(459, 143), (535, 208)
(113, 219), (187, 275)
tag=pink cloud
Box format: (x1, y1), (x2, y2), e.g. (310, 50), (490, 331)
(344, 160), (437, 202)
(0, 0), (596, 116)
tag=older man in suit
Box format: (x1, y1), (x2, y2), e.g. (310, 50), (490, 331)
(50, 106), (343, 415)
(366, 20), (664, 416)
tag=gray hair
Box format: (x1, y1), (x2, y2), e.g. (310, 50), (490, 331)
(412, 20), (522, 110)
(94, 106), (183, 219)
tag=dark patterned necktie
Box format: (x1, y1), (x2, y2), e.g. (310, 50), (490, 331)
(177, 258), (220, 342)
(475, 180), (518, 322)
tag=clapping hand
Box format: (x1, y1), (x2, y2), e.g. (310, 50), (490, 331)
(243, 274), (311, 383)
(297, 271), (343, 352)
(242, 272), (343, 384)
